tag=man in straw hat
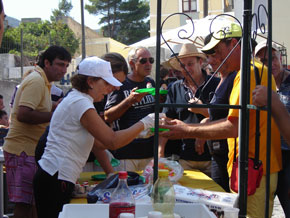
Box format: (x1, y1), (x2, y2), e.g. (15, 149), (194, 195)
(160, 22), (282, 218)
(159, 43), (220, 177)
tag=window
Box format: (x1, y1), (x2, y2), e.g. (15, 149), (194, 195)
(182, 0), (197, 12)
(224, 0), (234, 12)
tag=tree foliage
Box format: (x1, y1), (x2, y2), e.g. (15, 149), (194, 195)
(51, 0), (73, 22)
(1, 20), (79, 58)
(85, 0), (150, 45)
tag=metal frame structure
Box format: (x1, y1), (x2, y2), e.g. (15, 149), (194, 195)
(152, 1), (274, 217)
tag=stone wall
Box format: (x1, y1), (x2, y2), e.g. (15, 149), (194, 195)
(0, 80), (71, 116)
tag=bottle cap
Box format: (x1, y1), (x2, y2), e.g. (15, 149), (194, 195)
(119, 213), (134, 218)
(158, 169), (169, 178)
(118, 171), (128, 179)
(148, 211), (163, 218)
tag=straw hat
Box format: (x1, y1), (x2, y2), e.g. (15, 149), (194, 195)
(169, 43), (206, 71)
(161, 44), (183, 70)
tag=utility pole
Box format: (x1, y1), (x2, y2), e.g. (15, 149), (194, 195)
(81, 0), (86, 60)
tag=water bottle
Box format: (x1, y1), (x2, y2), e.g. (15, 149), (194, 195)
(109, 171), (135, 218)
(151, 169), (175, 218)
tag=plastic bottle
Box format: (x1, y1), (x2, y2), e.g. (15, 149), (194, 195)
(151, 169), (175, 218)
(109, 171), (136, 218)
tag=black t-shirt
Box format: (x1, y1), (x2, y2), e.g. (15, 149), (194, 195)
(163, 73), (220, 161)
(208, 71), (237, 154)
(104, 76), (156, 159)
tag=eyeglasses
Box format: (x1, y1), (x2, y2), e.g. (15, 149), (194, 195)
(137, 57), (154, 64)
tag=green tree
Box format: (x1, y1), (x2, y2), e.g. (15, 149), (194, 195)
(85, 0), (150, 45)
(51, 0), (73, 22)
(85, 0), (122, 37)
(1, 20), (79, 58)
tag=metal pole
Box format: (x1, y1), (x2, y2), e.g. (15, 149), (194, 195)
(239, 0), (252, 217)
(20, 28), (23, 78)
(80, 0), (86, 60)
(153, 0), (162, 184)
(265, 0), (272, 217)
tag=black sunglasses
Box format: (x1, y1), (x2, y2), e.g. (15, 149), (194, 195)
(138, 57), (154, 64)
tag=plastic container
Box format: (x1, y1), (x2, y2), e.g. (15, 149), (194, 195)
(58, 203), (216, 218)
(109, 171), (136, 218)
(151, 169), (175, 218)
(119, 213), (134, 218)
(223, 207), (239, 218)
(148, 211), (163, 218)
(143, 158), (184, 184)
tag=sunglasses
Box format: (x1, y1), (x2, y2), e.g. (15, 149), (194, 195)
(138, 57), (154, 64)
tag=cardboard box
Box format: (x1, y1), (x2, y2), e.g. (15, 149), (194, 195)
(174, 185), (239, 217)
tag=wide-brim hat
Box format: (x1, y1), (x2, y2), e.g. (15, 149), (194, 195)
(255, 40), (279, 56)
(169, 43), (206, 71)
(78, 56), (122, 87)
(201, 22), (242, 54)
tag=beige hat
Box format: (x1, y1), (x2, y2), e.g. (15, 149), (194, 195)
(169, 43), (206, 71)
(255, 40), (279, 56)
(161, 44), (183, 70)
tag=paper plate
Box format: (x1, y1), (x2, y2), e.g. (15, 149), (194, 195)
(91, 174), (107, 181)
(150, 128), (169, 133)
(94, 158), (120, 167)
(135, 88), (168, 96)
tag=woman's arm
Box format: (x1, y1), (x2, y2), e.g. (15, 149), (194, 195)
(91, 146), (114, 175)
(81, 108), (155, 150)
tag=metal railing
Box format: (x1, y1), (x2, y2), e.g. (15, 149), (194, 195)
(152, 1), (276, 217)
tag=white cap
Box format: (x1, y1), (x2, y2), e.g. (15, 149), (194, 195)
(78, 56), (123, 87)
(148, 211), (163, 218)
(255, 40), (279, 56)
(119, 213), (134, 218)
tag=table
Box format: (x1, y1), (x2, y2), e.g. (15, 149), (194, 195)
(71, 170), (224, 204)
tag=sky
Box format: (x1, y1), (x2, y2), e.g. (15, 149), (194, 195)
(4, 0), (100, 30)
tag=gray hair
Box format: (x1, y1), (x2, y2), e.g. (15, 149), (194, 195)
(127, 46), (149, 63)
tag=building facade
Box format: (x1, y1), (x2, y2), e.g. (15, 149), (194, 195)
(149, 0), (234, 37)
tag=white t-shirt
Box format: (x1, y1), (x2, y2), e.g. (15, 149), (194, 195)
(39, 89), (95, 184)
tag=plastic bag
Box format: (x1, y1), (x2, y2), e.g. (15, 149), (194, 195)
(143, 158), (183, 184)
(87, 171), (144, 203)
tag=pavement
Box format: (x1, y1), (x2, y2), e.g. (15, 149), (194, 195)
(272, 196), (286, 218)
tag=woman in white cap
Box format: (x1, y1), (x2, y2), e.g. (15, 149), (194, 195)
(33, 56), (158, 218)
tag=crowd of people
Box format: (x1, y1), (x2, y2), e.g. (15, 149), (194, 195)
(0, 0), (289, 217)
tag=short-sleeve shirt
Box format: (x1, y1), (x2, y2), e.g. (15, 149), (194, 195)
(227, 61), (282, 175)
(39, 89), (95, 184)
(208, 71), (237, 152)
(104, 76), (155, 159)
(3, 66), (52, 156)
(163, 73), (220, 161)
